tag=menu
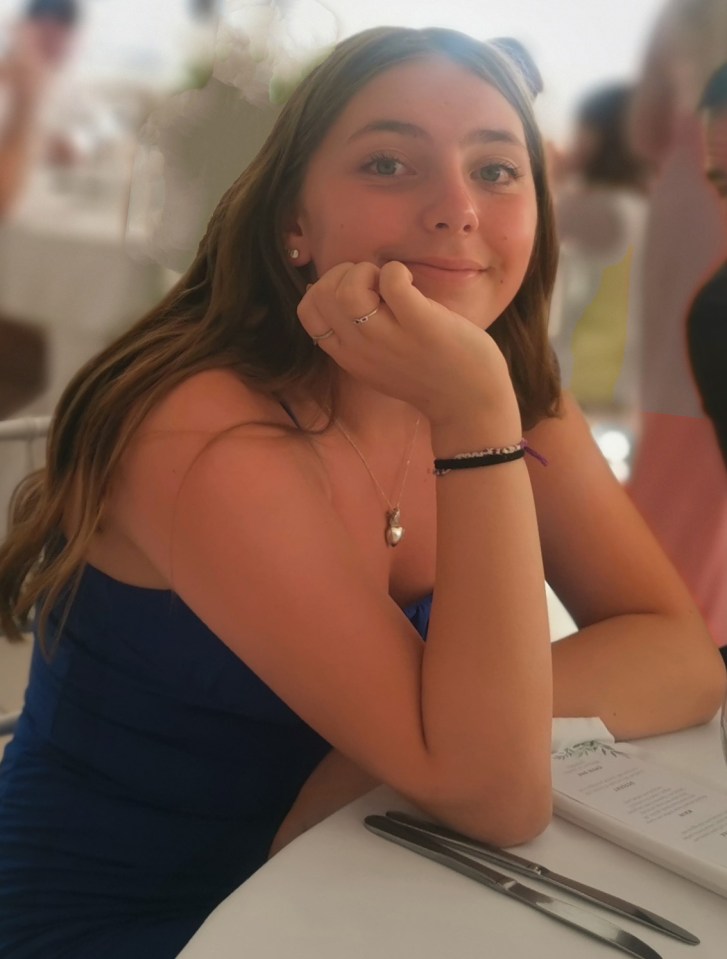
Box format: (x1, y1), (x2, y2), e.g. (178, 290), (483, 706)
(551, 740), (727, 897)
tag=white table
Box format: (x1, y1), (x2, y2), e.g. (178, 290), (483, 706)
(0, 181), (172, 537)
(0, 200), (168, 414)
(178, 719), (727, 959)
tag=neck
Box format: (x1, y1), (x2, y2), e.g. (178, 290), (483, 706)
(284, 369), (423, 442)
(332, 372), (422, 443)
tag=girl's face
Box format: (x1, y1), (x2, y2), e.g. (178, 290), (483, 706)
(289, 56), (538, 329)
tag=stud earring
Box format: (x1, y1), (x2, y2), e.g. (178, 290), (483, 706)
(286, 248), (300, 260)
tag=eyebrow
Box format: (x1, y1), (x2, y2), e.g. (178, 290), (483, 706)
(347, 119), (526, 150)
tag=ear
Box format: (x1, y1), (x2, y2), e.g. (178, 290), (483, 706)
(283, 217), (314, 266)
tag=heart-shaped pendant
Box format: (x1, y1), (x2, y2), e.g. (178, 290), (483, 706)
(385, 508), (404, 547)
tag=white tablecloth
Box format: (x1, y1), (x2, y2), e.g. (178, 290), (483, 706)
(0, 203), (168, 412)
(178, 718), (727, 959)
(0, 192), (172, 535)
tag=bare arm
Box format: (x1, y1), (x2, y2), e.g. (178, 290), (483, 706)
(529, 393), (725, 739)
(116, 262), (553, 848)
(0, 25), (49, 217)
(0, 91), (37, 217)
(628, 2), (679, 168)
(268, 394), (726, 858)
(268, 393), (727, 856)
(267, 750), (378, 857)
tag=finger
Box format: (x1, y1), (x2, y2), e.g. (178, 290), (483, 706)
(333, 261), (381, 320)
(378, 261), (434, 327)
(297, 285), (340, 345)
(305, 263), (357, 324)
(298, 262), (354, 338)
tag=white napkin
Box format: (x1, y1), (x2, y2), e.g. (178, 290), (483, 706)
(551, 716), (615, 753)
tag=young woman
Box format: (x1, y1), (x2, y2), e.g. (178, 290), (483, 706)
(0, 26), (723, 959)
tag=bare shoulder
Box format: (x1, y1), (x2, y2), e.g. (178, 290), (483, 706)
(138, 368), (290, 434)
(103, 370), (328, 584)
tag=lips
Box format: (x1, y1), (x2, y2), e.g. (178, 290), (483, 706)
(403, 257), (485, 272)
(399, 258), (487, 282)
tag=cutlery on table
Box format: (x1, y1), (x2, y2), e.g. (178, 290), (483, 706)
(365, 814), (663, 959)
(384, 810), (699, 945)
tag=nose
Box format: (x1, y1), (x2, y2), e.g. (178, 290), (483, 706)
(422, 170), (479, 235)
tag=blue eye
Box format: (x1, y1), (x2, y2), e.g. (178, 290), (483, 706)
(364, 153), (405, 176)
(476, 162), (521, 184)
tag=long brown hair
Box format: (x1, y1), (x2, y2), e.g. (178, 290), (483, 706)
(0, 25), (560, 644)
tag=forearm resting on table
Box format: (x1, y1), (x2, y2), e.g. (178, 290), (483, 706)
(551, 610), (726, 741)
(268, 750), (379, 858)
(269, 608), (725, 859)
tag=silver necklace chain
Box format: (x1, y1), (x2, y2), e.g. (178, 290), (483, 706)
(333, 414), (421, 547)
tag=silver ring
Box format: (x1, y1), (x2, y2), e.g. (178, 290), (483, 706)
(311, 328), (335, 344)
(352, 306), (379, 326)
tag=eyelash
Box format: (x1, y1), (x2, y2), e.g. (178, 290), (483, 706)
(476, 161), (523, 185)
(361, 152), (523, 186)
(362, 152), (409, 177)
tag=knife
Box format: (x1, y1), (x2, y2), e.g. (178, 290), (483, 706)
(384, 810), (699, 945)
(365, 814), (662, 959)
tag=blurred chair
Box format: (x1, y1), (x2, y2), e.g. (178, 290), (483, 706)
(0, 415), (49, 750)
(0, 413), (51, 454)
(0, 413), (50, 537)
(0, 710), (20, 736)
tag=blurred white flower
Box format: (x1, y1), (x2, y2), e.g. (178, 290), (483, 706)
(215, 0), (340, 106)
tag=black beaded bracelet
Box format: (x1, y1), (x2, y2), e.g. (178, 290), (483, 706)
(433, 440), (547, 476)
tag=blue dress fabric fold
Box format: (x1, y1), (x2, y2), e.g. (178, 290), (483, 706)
(0, 561), (432, 957)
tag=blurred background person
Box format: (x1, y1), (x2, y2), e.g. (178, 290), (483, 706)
(0, 0), (80, 418)
(549, 82), (648, 425)
(0, 0), (80, 217)
(687, 62), (727, 504)
(626, 0), (727, 651)
(490, 35), (543, 100)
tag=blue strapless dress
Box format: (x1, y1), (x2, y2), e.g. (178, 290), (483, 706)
(0, 563), (432, 958)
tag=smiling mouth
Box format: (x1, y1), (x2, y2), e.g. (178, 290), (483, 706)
(400, 259), (486, 281)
